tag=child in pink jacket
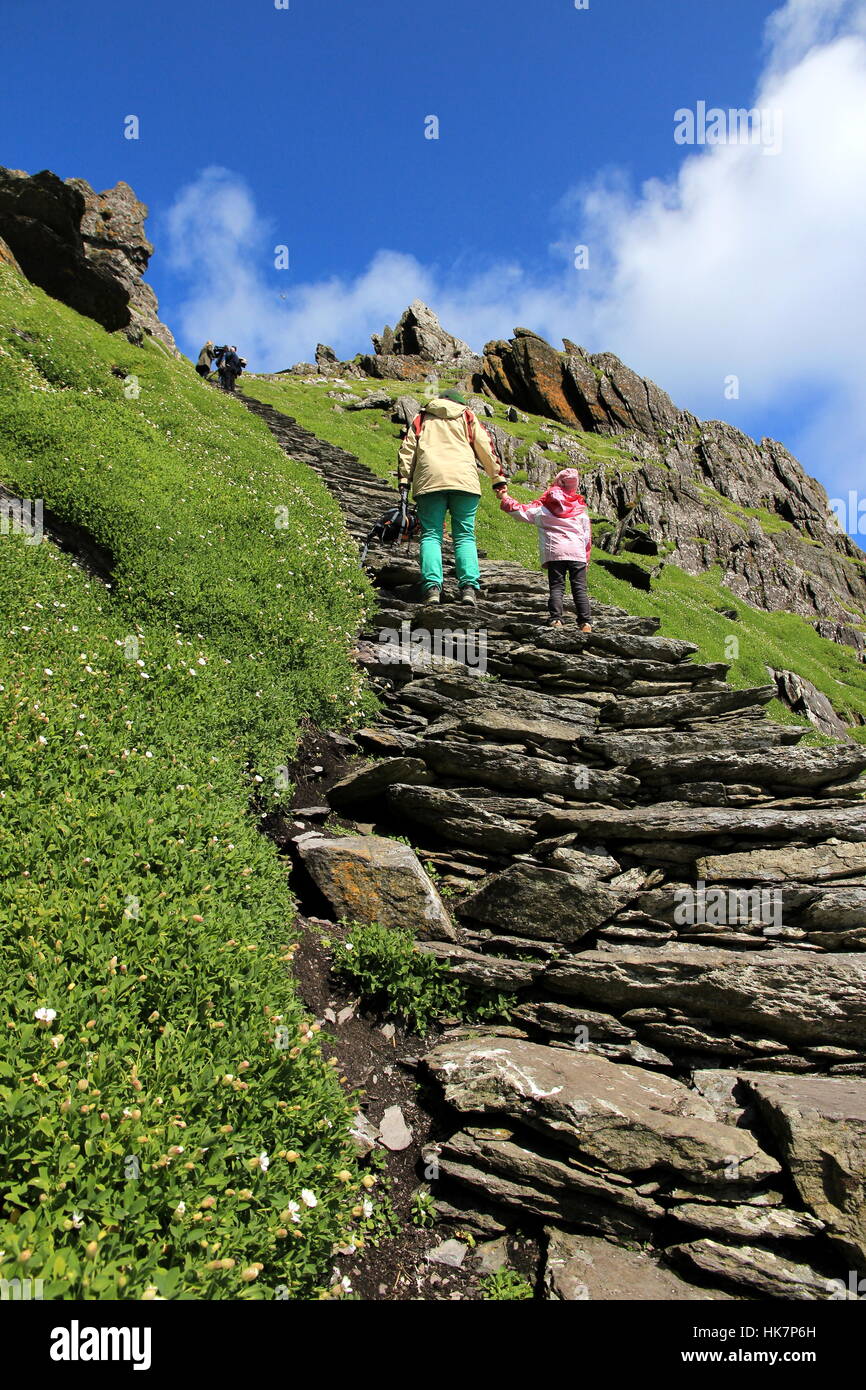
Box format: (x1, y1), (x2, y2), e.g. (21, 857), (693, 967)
(499, 468), (592, 630)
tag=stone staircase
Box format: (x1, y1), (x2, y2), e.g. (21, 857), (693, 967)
(240, 388), (866, 1301)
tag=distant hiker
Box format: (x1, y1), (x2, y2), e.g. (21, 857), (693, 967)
(219, 346), (243, 392)
(195, 341), (215, 378)
(397, 389), (506, 605)
(499, 468), (592, 631)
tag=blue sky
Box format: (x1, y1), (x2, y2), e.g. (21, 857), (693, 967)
(4, 0), (866, 527)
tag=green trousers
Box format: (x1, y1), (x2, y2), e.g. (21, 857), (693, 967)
(415, 490), (481, 592)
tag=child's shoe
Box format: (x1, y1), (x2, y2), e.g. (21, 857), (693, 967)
(579, 622), (592, 633)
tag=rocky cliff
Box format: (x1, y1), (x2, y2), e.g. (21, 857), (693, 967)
(476, 327), (866, 653)
(0, 166), (178, 353)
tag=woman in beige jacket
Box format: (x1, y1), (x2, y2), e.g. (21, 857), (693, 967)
(397, 390), (506, 604)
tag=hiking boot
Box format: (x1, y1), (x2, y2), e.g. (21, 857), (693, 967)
(460, 586), (477, 607)
(579, 622), (593, 633)
(424, 587), (441, 606)
(548, 619), (563, 629)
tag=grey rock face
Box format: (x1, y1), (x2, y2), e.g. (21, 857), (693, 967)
(741, 1074), (866, 1271)
(772, 669), (855, 739)
(295, 832), (455, 940)
(425, 1035), (780, 1186)
(667, 1239), (849, 1300)
(375, 299), (475, 364)
(545, 946), (866, 1050)
(0, 166), (177, 351)
(543, 1230), (730, 1301)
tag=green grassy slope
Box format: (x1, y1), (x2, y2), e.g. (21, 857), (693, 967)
(0, 267), (385, 1300)
(243, 372), (866, 743)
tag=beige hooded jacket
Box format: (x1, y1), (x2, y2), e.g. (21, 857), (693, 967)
(397, 397), (506, 497)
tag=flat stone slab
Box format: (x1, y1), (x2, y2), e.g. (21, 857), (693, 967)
(386, 783), (535, 851)
(741, 1074), (866, 1271)
(633, 747), (866, 790)
(458, 862), (631, 945)
(417, 739), (638, 802)
(296, 832), (455, 940)
(543, 1229), (733, 1301)
(439, 1128), (662, 1242)
(378, 1105), (413, 1152)
(545, 945), (866, 1050)
(697, 842), (866, 884)
(326, 756), (431, 806)
(425, 1035), (779, 1187)
(536, 804), (866, 843)
(667, 1239), (851, 1300)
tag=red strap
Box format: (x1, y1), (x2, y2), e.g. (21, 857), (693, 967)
(412, 413), (423, 438)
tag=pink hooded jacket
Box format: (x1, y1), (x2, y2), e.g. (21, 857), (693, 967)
(500, 469), (592, 566)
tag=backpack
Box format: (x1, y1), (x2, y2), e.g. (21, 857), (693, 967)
(359, 496), (421, 566)
(411, 408), (502, 468)
(412, 407), (475, 444)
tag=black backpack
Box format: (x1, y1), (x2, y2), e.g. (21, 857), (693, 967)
(359, 496), (421, 565)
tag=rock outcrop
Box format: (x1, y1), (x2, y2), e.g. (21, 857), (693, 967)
(0, 165), (177, 352)
(475, 330), (866, 644)
(360, 300), (482, 382)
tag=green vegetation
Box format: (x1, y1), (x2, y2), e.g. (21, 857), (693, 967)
(694, 481), (795, 536)
(331, 922), (512, 1035)
(0, 276), (377, 784)
(243, 375), (866, 742)
(0, 266), (384, 1299)
(410, 1188), (437, 1228)
(479, 1269), (534, 1300)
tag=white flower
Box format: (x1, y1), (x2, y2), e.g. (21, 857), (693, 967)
(259, 1152), (270, 1173)
(287, 1201), (301, 1223)
(34, 1007), (57, 1024)
(71, 1210), (84, 1229)
(340, 1276), (352, 1293)
(173, 1201), (186, 1217)
(300, 1189), (317, 1208)
(362, 1198), (373, 1218)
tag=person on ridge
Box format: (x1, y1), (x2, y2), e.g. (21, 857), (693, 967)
(498, 467), (593, 631)
(220, 346), (243, 392)
(397, 389), (506, 605)
(195, 341), (215, 378)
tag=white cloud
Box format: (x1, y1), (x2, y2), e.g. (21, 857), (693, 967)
(160, 0), (866, 509)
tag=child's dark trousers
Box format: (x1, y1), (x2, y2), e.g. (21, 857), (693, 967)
(547, 560), (591, 623)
